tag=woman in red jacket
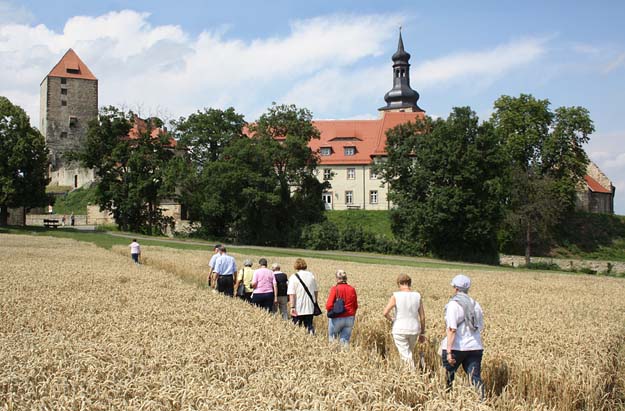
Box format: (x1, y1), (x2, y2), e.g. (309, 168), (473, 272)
(325, 270), (358, 346)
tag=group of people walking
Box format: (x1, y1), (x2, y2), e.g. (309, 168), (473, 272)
(205, 243), (485, 395)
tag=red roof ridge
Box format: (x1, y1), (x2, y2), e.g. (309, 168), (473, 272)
(44, 48), (97, 82)
(584, 174), (611, 193)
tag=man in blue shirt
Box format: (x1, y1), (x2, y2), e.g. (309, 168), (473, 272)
(214, 246), (236, 297)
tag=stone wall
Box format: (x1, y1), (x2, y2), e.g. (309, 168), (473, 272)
(27, 213), (87, 226)
(7, 207), (25, 226)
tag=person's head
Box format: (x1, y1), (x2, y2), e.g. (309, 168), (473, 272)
(243, 259), (253, 267)
(132, 238), (137, 243)
(397, 274), (412, 287)
(271, 263), (280, 271)
(213, 244), (221, 253)
(258, 258), (268, 267)
(335, 269), (348, 283)
(450, 274), (471, 293)
(219, 246), (227, 254)
(294, 258), (307, 271)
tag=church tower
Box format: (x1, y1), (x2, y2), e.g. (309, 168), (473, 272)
(379, 30), (424, 113)
(40, 49), (98, 188)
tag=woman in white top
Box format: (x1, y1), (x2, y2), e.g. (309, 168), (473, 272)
(383, 274), (426, 369)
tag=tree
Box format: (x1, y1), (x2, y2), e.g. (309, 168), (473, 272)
(378, 107), (506, 264)
(0, 96), (49, 226)
(172, 107), (246, 168)
(491, 94), (594, 264)
(185, 103), (326, 245)
(71, 107), (176, 234)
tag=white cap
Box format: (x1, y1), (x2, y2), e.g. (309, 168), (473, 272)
(451, 274), (471, 291)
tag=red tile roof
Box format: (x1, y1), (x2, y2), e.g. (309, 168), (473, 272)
(46, 49), (97, 81)
(584, 174), (611, 193)
(311, 111), (425, 165)
(125, 116), (176, 148)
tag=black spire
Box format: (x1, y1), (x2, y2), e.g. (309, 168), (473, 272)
(379, 29), (423, 112)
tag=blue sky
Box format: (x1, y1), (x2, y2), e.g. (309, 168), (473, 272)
(1, 0), (624, 213)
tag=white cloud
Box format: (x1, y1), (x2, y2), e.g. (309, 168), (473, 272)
(603, 52), (625, 74)
(0, 1), (33, 25)
(0, 10), (402, 125)
(413, 37), (547, 88)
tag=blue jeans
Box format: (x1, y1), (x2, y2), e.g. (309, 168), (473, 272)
(328, 316), (355, 345)
(442, 349), (484, 398)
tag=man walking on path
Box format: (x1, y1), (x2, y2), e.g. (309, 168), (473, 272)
(129, 239), (141, 264)
(214, 246), (236, 297)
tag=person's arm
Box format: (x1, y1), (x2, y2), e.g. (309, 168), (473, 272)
(383, 295), (396, 321)
(273, 282), (278, 304)
(288, 294), (297, 316)
(418, 301), (426, 343)
(251, 271), (258, 289)
(234, 269), (242, 291)
(446, 327), (457, 365)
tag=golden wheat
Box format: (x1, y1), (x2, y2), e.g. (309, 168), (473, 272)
(1, 234), (623, 410)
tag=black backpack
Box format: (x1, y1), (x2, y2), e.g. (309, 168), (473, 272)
(275, 272), (288, 296)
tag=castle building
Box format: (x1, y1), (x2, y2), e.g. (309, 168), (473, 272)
(310, 31), (425, 210)
(311, 31), (616, 214)
(40, 49), (98, 188)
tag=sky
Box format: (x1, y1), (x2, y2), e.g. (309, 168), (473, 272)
(1, 0), (624, 214)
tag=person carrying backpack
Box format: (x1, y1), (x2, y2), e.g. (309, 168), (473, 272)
(441, 274), (484, 398)
(326, 270), (358, 346)
(271, 263), (289, 319)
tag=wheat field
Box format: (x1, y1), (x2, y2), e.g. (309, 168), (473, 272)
(1, 234), (624, 410)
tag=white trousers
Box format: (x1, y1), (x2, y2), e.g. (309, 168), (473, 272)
(392, 333), (417, 369)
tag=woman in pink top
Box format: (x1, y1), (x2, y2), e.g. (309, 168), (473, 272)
(251, 258), (277, 312)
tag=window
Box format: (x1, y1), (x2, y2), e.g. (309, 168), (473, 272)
(344, 146), (356, 156)
(370, 168), (378, 179)
(60, 78), (67, 84)
(320, 147), (332, 156)
(347, 168), (356, 180)
(61, 89), (67, 95)
(67, 68), (80, 74)
(61, 100), (67, 106)
(60, 132), (67, 139)
(345, 191), (353, 205)
(370, 190), (378, 204)
(323, 169), (332, 180)
(69, 117), (78, 128)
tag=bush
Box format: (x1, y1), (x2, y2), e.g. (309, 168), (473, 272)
(523, 262), (561, 271)
(300, 221), (340, 250)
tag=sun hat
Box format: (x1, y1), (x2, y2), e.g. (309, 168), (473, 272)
(451, 274), (471, 292)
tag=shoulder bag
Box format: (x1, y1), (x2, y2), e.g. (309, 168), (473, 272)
(327, 284), (345, 318)
(295, 273), (322, 316)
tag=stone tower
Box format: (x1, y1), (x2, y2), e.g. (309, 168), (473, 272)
(379, 30), (424, 113)
(40, 49), (98, 188)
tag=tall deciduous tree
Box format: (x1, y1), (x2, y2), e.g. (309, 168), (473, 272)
(379, 107), (506, 264)
(72, 107), (176, 234)
(0, 96), (49, 226)
(186, 103), (326, 245)
(172, 107), (245, 168)
(491, 94), (593, 264)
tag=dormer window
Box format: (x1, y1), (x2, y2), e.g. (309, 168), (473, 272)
(66, 68), (80, 74)
(344, 146), (356, 156)
(320, 147), (332, 156)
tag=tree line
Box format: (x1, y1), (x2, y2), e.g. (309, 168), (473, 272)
(0, 94), (594, 265)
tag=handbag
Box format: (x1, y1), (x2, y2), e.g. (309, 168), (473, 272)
(327, 284), (345, 318)
(236, 269), (246, 298)
(295, 273), (322, 316)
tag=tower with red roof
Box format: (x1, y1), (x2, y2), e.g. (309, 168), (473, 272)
(40, 48), (98, 188)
